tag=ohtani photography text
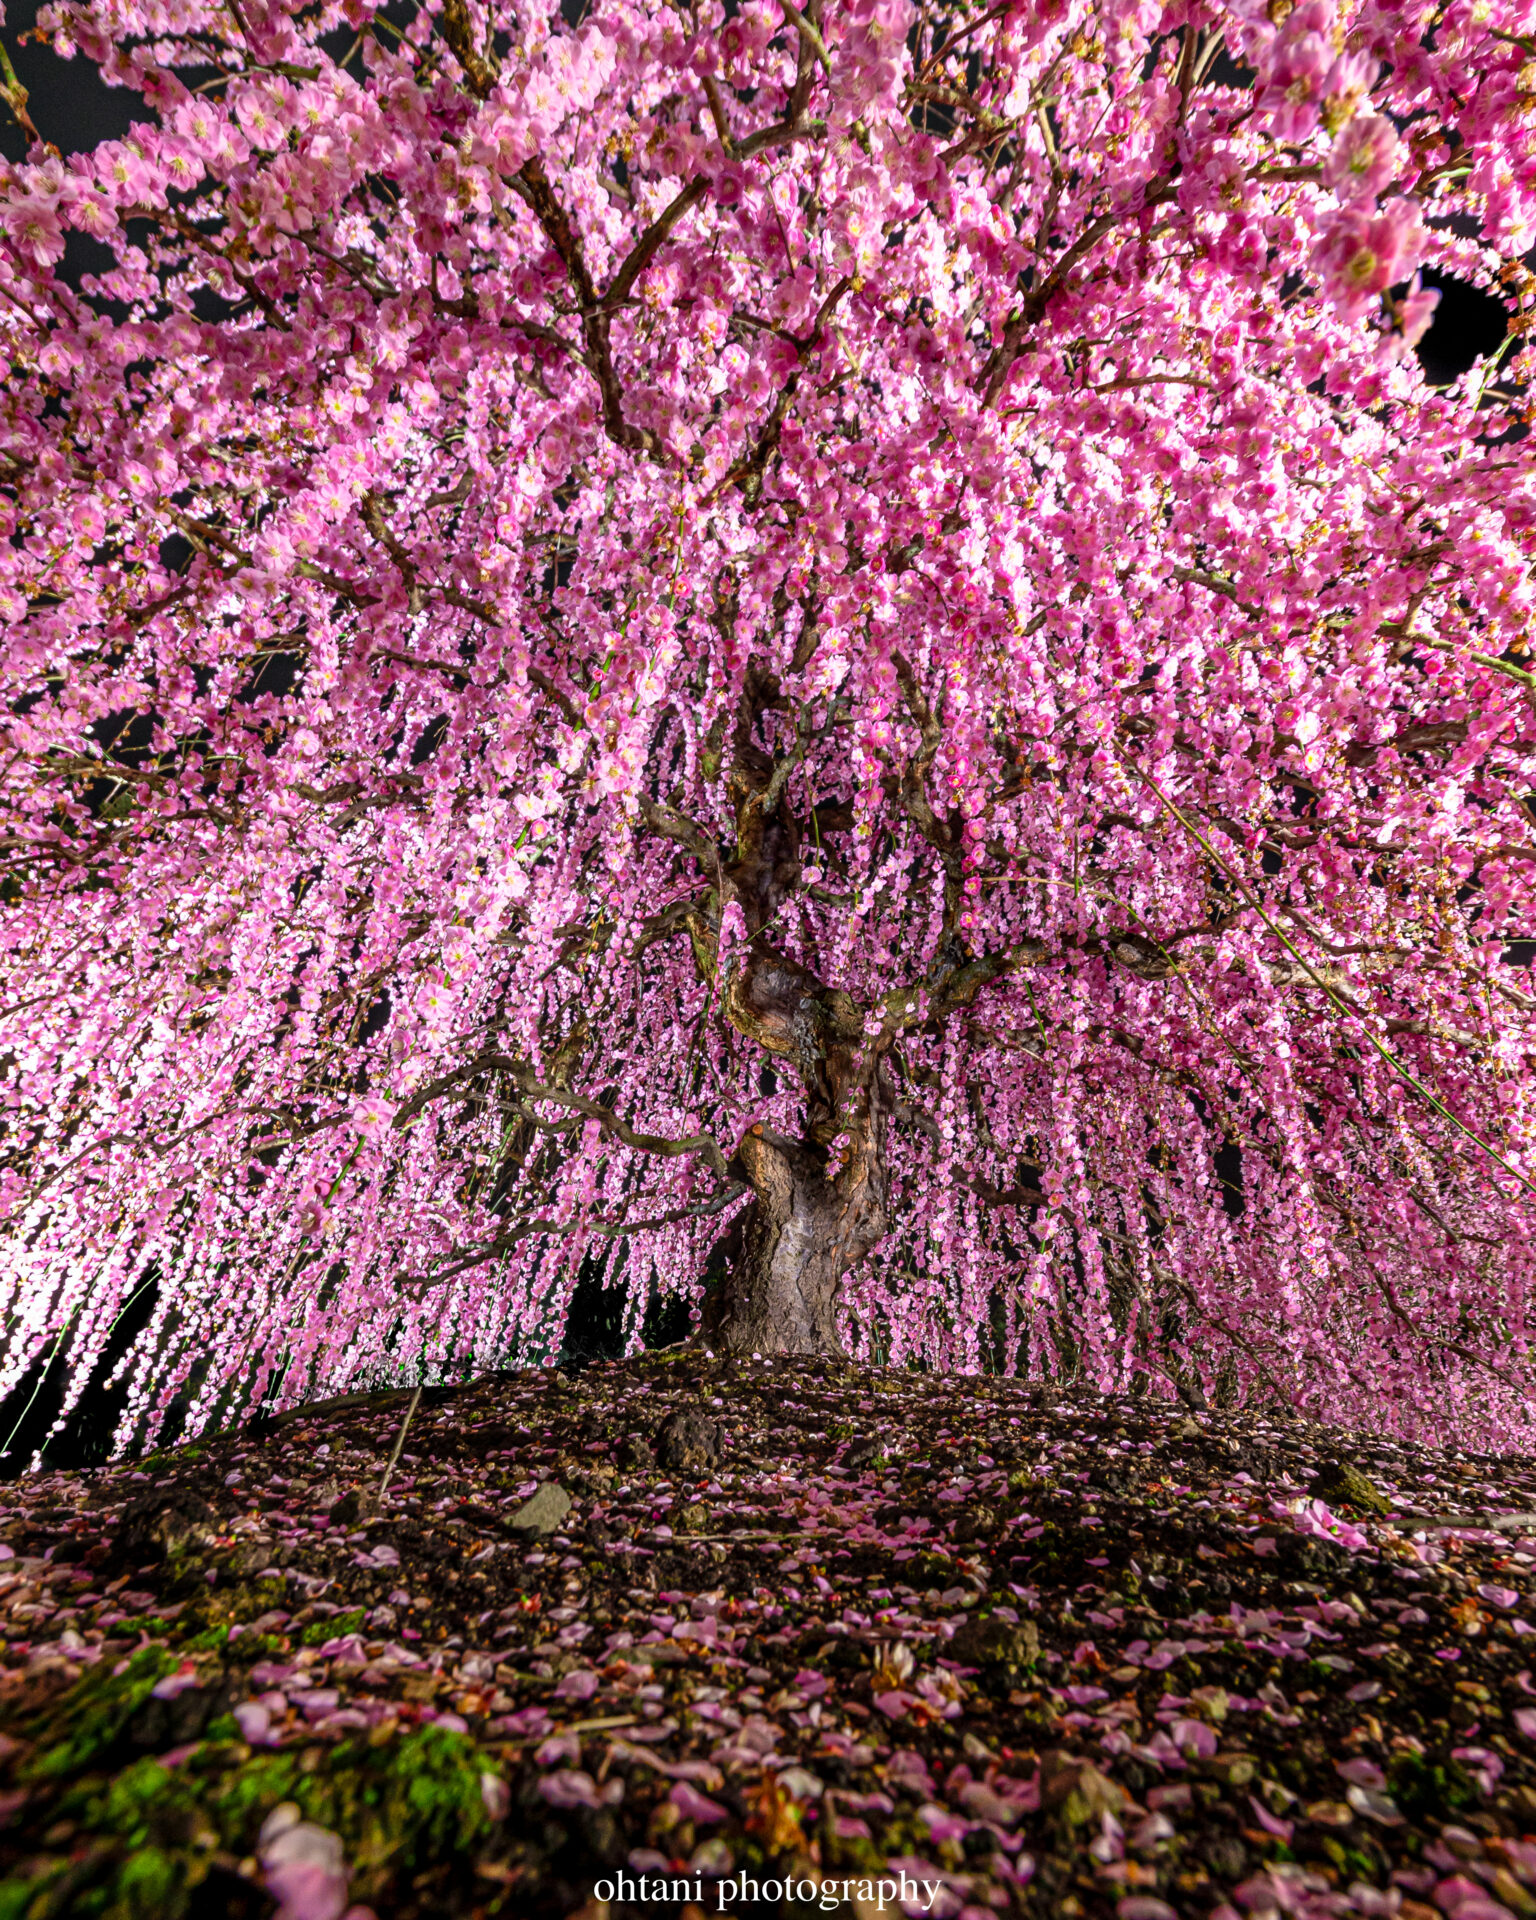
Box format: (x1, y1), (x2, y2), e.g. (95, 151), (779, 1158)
(591, 1868), (949, 1911)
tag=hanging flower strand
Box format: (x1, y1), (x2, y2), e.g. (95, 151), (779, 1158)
(0, 0), (1533, 1456)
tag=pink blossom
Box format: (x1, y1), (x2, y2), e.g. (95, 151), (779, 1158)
(1452, 1746), (1506, 1796)
(1312, 197), (1427, 322)
(235, 82), (295, 151)
(1324, 114), (1402, 202)
(1320, 51), (1379, 133)
(1, 195), (66, 266)
(1, 0), (1535, 1461)
(504, 1707), (552, 1738)
(258, 1807), (351, 1920)
(92, 139), (164, 208)
(1256, 25), (1335, 142)
(317, 1634), (370, 1663)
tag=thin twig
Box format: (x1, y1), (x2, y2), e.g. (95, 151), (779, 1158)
(0, 38), (42, 146)
(777, 0), (831, 74)
(375, 1383), (423, 1506)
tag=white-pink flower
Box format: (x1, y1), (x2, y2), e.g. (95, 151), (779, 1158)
(1320, 51), (1379, 134)
(1313, 197), (1427, 322)
(258, 1806), (351, 1920)
(1324, 114), (1401, 203)
(1, 194), (65, 267)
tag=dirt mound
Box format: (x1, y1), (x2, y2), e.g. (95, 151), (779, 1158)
(2, 1355), (1535, 1918)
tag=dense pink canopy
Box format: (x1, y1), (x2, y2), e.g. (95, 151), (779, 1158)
(2, 0), (1535, 1455)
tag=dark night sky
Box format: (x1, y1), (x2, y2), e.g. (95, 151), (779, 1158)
(1, 0), (140, 163)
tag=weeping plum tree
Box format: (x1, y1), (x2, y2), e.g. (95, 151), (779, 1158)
(3, 0), (1536, 1453)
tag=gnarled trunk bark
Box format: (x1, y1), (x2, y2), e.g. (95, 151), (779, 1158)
(701, 1119), (888, 1356)
(663, 661), (908, 1353)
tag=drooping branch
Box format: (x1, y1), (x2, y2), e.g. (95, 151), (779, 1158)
(710, 277), (853, 506)
(393, 1046), (730, 1179)
(396, 1179), (751, 1297)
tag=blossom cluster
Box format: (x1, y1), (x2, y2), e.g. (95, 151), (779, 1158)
(1, 0), (1535, 1452)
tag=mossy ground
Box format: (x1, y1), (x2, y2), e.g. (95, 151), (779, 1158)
(4, 1357), (1536, 1919)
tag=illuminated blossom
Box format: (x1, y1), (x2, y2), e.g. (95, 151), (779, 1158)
(0, 194), (66, 266)
(1312, 197), (1427, 321)
(1255, 7), (1336, 142)
(1323, 113), (1401, 202)
(0, 0), (1533, 1461)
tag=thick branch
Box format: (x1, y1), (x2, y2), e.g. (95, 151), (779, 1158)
(980, 182), (1178, 407)
(877, 937), (1052, 1040)
(637, 794), (720, 866)
(436, 0), (499, 98)
(607, 179), (710, 308)
(511, 158), (664, 461)
(777, 0), (831, 74)
(505, 1065), (729, 1178)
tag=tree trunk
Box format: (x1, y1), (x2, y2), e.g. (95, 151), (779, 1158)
(701, 1123), (888, 1355)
